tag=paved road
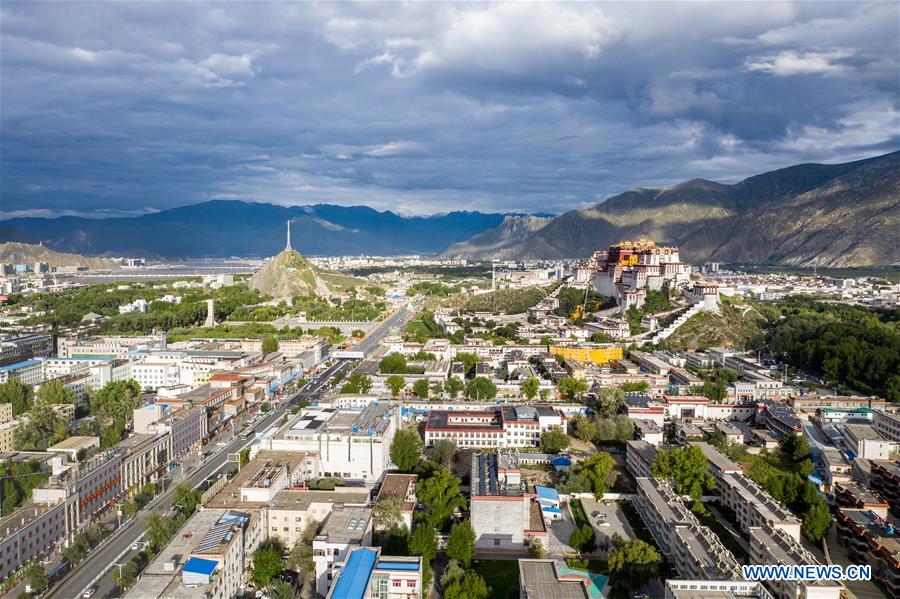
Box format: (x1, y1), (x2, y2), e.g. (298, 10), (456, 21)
(48, 303), (411, 599)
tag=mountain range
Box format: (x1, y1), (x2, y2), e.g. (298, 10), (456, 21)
(445, 151), (900, 266)
(0, 203), (509, 259)
(1, 151), (897, 265)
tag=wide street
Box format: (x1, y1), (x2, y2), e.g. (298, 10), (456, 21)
(46, 303), (411, 599)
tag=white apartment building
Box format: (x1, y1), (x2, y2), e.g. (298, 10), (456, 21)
(749, 526), (842, 599)
(873, 410), (900, 442)
(424, 405), (563, 449)
(327, 548), (422, 599)
(264, 403), (398, 483)
(0, 359), (44, 386)
(132, 361), (180, 391)
(843, 424), (897, 460)
(313, 505), (373, 596)
(719, 474), (801, 541)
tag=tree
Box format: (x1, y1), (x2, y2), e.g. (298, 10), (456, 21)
(620, 381), (650, 393)
(607, 540), (661, 591)
(779, 432), (811, 466)
(651, 446), (715, 499)
(267, 579), (295, 599)
(145, 512), (177, 552)
(14, 404), (67, 451)
(445, 376), (464, 399)
(528, 538), (548, 558)
(430, 380), (443, 397)
(89, 379), (141, 425)
(454, 353), (479, 376)
(580, 452), (616, 498)
(380, 353), (408, 374)
(570, 414), (598, 443)
(417, 467), (466, 529)
(802, 501), (832, 542)
(262, 337), (279, 354)
(540, 426), (570, 454)
(173, 484), (201, 516)
(26, 565), (47, 594)
(374, 497), (403, 531)
(35, 379), (77, 406)
(408, 524), (438, 564)
(568, 525), (595, 553)
(427, 439), (456, 469)
(446, 520), (476, 567)
(443, 570), (490, 599)
(593, 388), (626, 418)
(465, 377), (497, 400)
(390, 429), (422, 472)
(287, 520), (319, 575)
(252, 543), (285, 588)
(557, 377), (588, 401)
(0, 379), (33, 416)
(386, 375), (406, 398)
(341, 372), (373, 394)
(413, 379), (430, 398)
(520, 377), (540, 400)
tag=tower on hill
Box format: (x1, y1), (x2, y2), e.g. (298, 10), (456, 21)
(286, 219), (292, 251)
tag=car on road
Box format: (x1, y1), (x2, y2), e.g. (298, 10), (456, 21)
(82, 585), (98, 598)
(132, 540), (146, 551)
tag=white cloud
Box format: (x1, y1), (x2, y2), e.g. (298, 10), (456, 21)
(744, 49), (855, 76)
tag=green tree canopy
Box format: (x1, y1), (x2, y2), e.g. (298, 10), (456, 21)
(557, 377), (588, 401)
(445, 376), (464, 399)
(408, 524), (438, 564)
(380, 353), (408, 374)
(465, 377), (497, 400)
(412, 379), (430, 398)
(520, 377), (540, 400)
(801, 501), (832, 542)
(540, 426), (570, 453)
(443, 570), (490, 599)
(446, 520), (476, 567)
(608, 540), (661, 591)
(261, 337), (279, 354)
(417, 467), (466, 530)
(390, 429), (423, 472)
(14, 403), (67, 451)
(35, 379), (77, 406)
(454, 353), (479, 376)
(386, 375), (406, 398)
(592, 387), (626, 418)
(570, 414), (598, 443)
(252, 542), (285, 588)
(426, 439), (456, 469)
(340, 372), (373, 394)
(0, 379), (33, 416)
(651, 446), (715, 499)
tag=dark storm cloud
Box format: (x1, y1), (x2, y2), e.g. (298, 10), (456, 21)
(1, 1), (897, 217)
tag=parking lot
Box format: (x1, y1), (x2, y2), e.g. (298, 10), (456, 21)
(578, 497), (637, 550)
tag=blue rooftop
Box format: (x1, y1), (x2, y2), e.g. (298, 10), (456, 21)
(330, 548), (377, 599)
(535, 486), (560, 501)
(0, 359), (42, 372)
(376, 560), (419, 571)
(183, 557), (218, 577)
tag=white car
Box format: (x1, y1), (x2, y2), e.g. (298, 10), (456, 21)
(82, 586), (98, 598)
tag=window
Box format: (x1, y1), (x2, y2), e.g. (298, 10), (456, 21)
(493, 538), (500, 546)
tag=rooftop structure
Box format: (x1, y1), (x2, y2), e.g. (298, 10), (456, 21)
(326, 547), (422, 599)
(518, 559), (607, 599)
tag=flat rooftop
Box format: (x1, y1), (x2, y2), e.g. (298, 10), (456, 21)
(317, 505), (372, 545)
(722, 474), (799, 524)
(518, 559), (606, 599)
(284, 403), (394, 439)
(691, 442), (742, 474)
(635, 477), (694, 526)
(844, 424), (885, 442)
(271, 489), (370, 511)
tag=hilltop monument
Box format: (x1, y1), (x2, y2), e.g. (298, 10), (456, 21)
(248, 219), (333, 299)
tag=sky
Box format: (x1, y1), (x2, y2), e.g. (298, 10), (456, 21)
(1, 1), (898, 219)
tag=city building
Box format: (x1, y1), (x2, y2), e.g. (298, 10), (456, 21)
(690, 442), (742, 484)
(470, 451), (548, 551)
(869, 460), (900, 515)
(125, 509), (263, 599)
(0, 403), (12, 422)
(718, 474), (801, 541)
(47, 436), (100, 461)
(264, 403), (398, 483)
(313, 505), (374, 596)
(424, 405), (563, 449)
(375, 474), (418, 531)
(0, 359), (45, 386)
(326, 548), (422, 599)
(267, 488), (369, 548)
(547, 345), (622, 366)
(664, 580), (774, 599)
(843, 424), (897, 460)
(748, 526), (842, 599)
(0, 334), (53, 367)
(833, 481), (890, 518)
(834, 508), (900, 597)
(518, 559), (608, 599)
(634, 419), (664, 446)
(873, 410), (900, 442)
(626, 440), (658, 479)
(0, 502), (68, 581)
(0, 418), (24, 452)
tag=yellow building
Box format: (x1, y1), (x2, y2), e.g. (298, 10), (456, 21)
(550, 345), (622, 365)
(0, 403), (13, 423)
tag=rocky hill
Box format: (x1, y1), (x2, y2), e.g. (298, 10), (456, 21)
(248, 249), (336, 299)
(445, 151), (900, 266)
(444, 214), (553, 259)
(0, 242), (117, 270)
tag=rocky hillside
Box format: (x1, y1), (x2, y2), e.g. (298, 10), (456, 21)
(444, 215), (553, 259)
(0, 242), (117, 270)
(446, 151), (900, 266)
(248, 249), (335, 299)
